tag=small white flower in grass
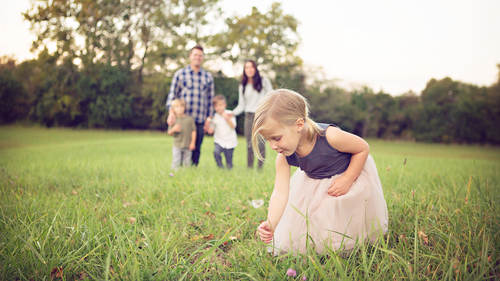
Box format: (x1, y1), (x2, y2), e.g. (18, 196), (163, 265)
(250, 199), (264, 208)
(286, 268), (296, 277)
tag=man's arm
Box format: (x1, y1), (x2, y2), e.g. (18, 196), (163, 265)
(166, 71), (181, 126)
(207, 74), (215, 118)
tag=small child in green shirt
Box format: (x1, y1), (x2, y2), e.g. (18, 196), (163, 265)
(168, 98), (196, 169)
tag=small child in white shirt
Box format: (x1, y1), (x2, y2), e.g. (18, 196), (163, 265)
(205, 95), (238, 169)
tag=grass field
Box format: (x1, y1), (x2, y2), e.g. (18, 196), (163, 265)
(0, 125), (499, 280)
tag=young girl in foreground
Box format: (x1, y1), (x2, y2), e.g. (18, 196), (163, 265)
(253, 89), (388, 254)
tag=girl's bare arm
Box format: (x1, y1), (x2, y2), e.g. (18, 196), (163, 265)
(266, 153), (291, 230)
(325, 126), (369, 196)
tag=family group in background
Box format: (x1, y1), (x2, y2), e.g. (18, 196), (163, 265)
(165, 45), (272, 170)
(165, 44), (388, 255)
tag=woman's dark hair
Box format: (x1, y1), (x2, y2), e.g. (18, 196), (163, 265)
(241, 60), (263, 93)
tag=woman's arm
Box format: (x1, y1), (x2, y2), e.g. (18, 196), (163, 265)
(231, 85), (245, 116)
(223, 113), (236, 129)
(325, 126), (369, 197)
(262, 77), (273, 94)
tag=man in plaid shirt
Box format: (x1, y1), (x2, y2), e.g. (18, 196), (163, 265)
(166, 45), (215, 166)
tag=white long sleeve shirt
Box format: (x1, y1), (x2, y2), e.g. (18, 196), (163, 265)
(232, 77), (273, 116)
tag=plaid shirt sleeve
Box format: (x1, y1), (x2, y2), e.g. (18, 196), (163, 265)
(207, 73), (215, 118)
(166, 70), (181, 110)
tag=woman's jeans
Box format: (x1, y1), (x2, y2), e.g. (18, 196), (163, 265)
(244, 112), (265, 168)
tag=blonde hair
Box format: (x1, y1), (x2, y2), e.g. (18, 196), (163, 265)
(212, 94), (226, 106)
(171, 98), (186, 116)
(251, 89), (321, 160)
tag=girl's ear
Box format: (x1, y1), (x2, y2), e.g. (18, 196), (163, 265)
(296, 118), (305, 132)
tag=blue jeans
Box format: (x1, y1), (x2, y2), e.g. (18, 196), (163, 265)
(192, 122), (205, 166)
(244, 112), (265, 168)
(213, 143), (234, 169)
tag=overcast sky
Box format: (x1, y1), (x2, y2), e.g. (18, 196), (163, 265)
(1, 0), (499, 95)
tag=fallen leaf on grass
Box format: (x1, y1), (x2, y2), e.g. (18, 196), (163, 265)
(191, 234), (215, 241)
(127, 217), (137, 224)
(77, 271), (88, 280)
(188, 222), (202, 231)
(219, 236), (238, 252)
(204, 211), (216, 218)
(398, 234), (407, 243)
(191, 234), (203, 241)
(71, 190), (78, 195)
(50, 267), (63, 280)
(418, 230), (429, 245)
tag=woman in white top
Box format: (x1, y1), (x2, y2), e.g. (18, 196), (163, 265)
(232, 60), (273, 169)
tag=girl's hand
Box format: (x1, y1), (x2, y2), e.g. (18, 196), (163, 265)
(327, 174), (354, 197)
(189, 143), (195, 151)
(257, 221), (273, 244)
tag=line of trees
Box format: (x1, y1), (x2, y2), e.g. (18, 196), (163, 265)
(303, 70), (500, 143)
(1, 0), (499, 144)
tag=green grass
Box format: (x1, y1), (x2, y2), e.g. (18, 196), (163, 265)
(0, 125), (499, 280)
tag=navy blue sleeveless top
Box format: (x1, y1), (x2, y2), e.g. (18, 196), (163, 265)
(286, 124), (351, 179)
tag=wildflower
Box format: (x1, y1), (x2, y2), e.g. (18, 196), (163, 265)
(250, 199), (264, 208)
(286, 268), (297, 277)
(169, 173), (174, 177)
(302, 276), (307, 281)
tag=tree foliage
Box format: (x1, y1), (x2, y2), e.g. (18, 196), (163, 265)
(210, 2), (302, 73)
(0, 1), (497, 144)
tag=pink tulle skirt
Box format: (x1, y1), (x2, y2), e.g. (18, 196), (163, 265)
(271, 155), (388, 254)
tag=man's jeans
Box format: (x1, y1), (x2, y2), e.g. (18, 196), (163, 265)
(192, 122), (205, 166)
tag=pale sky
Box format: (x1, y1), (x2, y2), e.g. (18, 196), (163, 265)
(1, 0), (499, 95)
